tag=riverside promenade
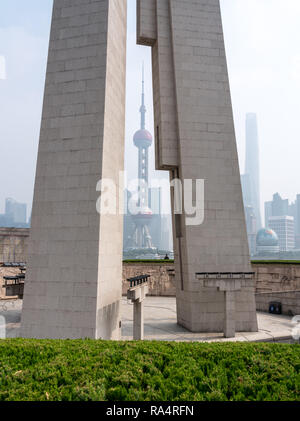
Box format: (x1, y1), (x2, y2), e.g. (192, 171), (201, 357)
(1, 297), (298, 343)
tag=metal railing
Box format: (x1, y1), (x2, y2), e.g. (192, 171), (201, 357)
(1, 262), (26, 268)
(2, 267), (26, 299)
(127, 274), (150, 289)
(196, 272), (255, 279)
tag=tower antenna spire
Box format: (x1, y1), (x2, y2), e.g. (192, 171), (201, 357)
(140, 62), (146, 130)
(142, 61), (145, 96)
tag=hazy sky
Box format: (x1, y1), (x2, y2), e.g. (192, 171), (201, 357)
(0, 0), (300, 224)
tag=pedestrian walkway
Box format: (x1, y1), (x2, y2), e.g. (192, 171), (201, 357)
(122, 297), (297, 343)
(0, 297), (298, 343)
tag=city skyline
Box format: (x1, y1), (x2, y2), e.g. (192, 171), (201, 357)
(0, 1), (299, 400)
(0, 0), (300, 220)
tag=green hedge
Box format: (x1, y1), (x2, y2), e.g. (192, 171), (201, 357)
(123, 259), (174, 264)
(251, 260), (300, 265)
(0, 340), (299, 401)
(123, 260), (300, 265)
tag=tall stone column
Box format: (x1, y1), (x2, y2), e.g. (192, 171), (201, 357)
(133, 300), (144, 340)
(137, 0), (258, 333)
(21, 0), (127, 340)
(127, 282), (149, 340)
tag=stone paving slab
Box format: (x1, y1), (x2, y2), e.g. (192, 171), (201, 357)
(0, 297), (298, 343)
(122, 297), (298, 343)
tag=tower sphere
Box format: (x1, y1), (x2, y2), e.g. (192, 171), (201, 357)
(133, 129), (152, 148)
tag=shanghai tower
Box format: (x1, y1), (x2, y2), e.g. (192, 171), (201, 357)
(245, 113), (262, 230)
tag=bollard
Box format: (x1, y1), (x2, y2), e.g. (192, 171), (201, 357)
(127, 277), (149, 341)
(133, 299), (144, 340)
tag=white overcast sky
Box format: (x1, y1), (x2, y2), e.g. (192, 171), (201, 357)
(0, 0), (299, 223)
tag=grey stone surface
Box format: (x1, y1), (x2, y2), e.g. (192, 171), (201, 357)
(1, 298), (297, 343)
(256, 291), (300, 316)
(137, 0), (258, 333)
(0, 228), (29, 264)
(21, 0), (127, 340)
(122, 297), (297, 343)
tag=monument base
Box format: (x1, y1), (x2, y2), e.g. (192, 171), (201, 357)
(176, 287), (258, 334)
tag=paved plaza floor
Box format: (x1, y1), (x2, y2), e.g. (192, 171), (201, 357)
(0, 297), (298, 343)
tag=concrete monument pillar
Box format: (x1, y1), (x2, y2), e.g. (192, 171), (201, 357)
(137, 0), (258, 333)
(224, 291), (236, 338)
(21, 0), (127, 339)
(127, 282), (149, 340)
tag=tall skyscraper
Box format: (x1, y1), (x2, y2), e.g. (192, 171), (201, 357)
(268, 216), (295, 251)
(245, 113), (262, 229)
(5, 198), (27, 225)
(243, 205), (257, 256)
(241, 174), (252, 207)
(264, 201), (273, 228)
(296, 194), (300, 248)
(271, 193), (289, 217)
(265, 193), (298, 249)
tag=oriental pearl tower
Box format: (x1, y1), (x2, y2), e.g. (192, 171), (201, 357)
(130, 68), (154, 249)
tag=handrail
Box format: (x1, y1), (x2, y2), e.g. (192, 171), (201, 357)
(127, 274), (150, 288)
(196, 272), (255, 279)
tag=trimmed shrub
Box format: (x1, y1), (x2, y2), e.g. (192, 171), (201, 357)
(0, 340), (299, 401)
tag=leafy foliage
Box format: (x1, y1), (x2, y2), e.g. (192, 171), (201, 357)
(123, 260), (174, 264)
(123, 260), (300, 265)
(251, 260), (300, 265)
(0, 340), (299, 401)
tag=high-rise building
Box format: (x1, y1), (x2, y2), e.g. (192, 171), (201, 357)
(5, 198), (27, 224)
(245, 113), (262, 229)
(265, 193), (299, 248)
(244, 205), (257, 256)
(268, 216), (295, 251)
(0, 198), (28, 227)
(241, 174), (257, 255)
(241, 174), (252, 207)
(264, 201), (272, 228)
(296, 195), (300, 248)
(0, 213), (13, 227)
(271, 193), (289, 217)
(241, 114), (262, 253)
